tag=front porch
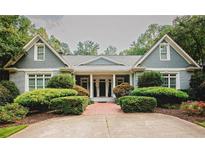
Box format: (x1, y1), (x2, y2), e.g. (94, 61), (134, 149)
(75, 74), (133, 102)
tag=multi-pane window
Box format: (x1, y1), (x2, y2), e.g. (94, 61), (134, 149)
(28, 74), (51, 91)
(80, 78), (89, 90)
(35, 43), (45, 61)
(162, 73), (177, 88)
(116, 77), (124, 85)
(160, 43), (170, 61)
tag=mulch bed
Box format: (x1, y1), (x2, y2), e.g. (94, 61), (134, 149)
(155, 107), (205, 123)
(0, 112), (64, 128)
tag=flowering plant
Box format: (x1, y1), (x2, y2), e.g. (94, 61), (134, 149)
(180, 101), (205, 115)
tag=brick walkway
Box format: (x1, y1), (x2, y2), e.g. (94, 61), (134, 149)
(83, 102), (123, 115)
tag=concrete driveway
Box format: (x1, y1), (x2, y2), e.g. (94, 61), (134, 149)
(11, 113), (205, 138)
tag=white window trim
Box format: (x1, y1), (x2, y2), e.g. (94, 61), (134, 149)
(34, 43), (45, 61)
(161, 72), (180, 89)
(25, 71), (53, 91)
(159, 43), (170, 61)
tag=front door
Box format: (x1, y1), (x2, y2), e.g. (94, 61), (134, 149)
(99, 79), (106, 97)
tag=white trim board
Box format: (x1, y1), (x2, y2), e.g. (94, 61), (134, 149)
(134, 34), (200, 68)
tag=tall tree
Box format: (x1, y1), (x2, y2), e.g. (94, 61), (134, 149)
(0, 15), (33, 67)
(170, 16), (205, 64)
(103, 45), (117, 55)
(61, 42), (71, 55)
(35, 27), (49, 40)
(74, 40), (99, 55)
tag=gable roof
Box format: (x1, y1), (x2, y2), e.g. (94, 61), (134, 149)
(4, 35), (69, 68)
(62, 55), (142, 66)
(134, 34), (200, 68)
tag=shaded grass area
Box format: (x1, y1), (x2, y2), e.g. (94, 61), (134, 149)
(195, 121), (205, 128)
(0, 125), (27, 138)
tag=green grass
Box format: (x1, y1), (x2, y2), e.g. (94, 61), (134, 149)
(0, 125), (27, 138)
(195, 121), (205, 128)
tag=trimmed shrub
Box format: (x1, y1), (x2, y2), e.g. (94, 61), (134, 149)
(14, 88), (77, 111)
(0, 103), (28, 123)
(47, 73), (75, 89)
(73, 85), (89, 96)
(50, 96), (90, 115)
(131, 87), (188, 107)
(113, 82), (134, 98)
(180, 101), (205, 115)
(0, 80), (20, 102)
(189, 71), (205, 100)
(118, 96), (157, 113)
(138, 71), (163, 87)
(0, 85), (11, 105)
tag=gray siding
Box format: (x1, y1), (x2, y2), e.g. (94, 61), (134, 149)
(14, 45), (66, 68)
(141, 45), (190, 68)
(10, 71), (25, 93)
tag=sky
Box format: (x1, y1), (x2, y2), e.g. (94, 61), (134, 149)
(27, 15), (176, 53)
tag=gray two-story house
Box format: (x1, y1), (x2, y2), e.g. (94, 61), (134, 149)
(4, 34), (201, 101)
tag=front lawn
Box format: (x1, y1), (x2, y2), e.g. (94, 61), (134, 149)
(195, 121), (205, 128)
(0, 125), (27, 138)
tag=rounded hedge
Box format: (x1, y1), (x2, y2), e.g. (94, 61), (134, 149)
(0, 103), (28, 123)
(138, 71), (163, 87)
(50, 96), (90, 115)
(14, 88), (78, 111)
(0, 80), (20, 101)
(47, 73), (75, 89)
(0, 85), (12, 105)
(118, 96), (157, 113)
(73, 85), (89, 96)
(113, 82), (134, 98)
(198, 81), (205, 100)
(131, 87), (188, 107)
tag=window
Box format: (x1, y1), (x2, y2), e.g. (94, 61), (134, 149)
(34, 43), (45, 61)
(28, 74), (51, 91)
(80, 78), (89, 90)
(159, 43), (170, 61)
(162, 73), (177, 88)
(116, 77), (124, 85)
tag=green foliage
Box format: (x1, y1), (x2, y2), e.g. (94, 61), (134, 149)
(73, 85), (89, 96)
(47, 74), (75, 89)
(113, 82), (134, 98)
(180, 101), (205, 115)
(189, 71), (205, 100)
(0, 80), (20, 102)
(118, 96), (157, 113)
(0, 85), (12, 105)
(0, 103), (28, 123)
(74, 40), (99, 55)
(0, 125), (27, 138)
(138, 71), (163, 87)
(50, 96), (90, 115)
(14, 88), (77, 111)
(198, 81), (205, 100)
(103, 45), (117, 55)
(131, 87), (189, 107)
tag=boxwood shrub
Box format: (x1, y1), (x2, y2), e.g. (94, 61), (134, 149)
(113, 82), (134, 98)
(0, 80), (20, 102)
(131, 87), (188, 107)
(0, 85), (12, 106)
(118, 96), (157, 113)
(50, 96), (90, 115)
(0, 103), (28, 123)
(73, 85), (89, 96)
(14, 88), (78, 111)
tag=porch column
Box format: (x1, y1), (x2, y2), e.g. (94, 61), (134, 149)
(73, 74), (76, 85)
(129, 73), (132, 85)
(96, 79), (100, 97)
(133, 73), (136, 87)
(105, 79), (109, 97)
(90, 74), (93, 98)
(112, 74), (116, 97)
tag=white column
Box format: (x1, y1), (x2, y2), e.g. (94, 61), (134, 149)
(73, 74), (76, 85)
(133, 73), (136, 87)
(90, 74), (93, 98)
(112, 74), (116, 97)
(96, 79), (99, 97)
(105, 79), (109, 97)
(129, 73), (132, 85)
